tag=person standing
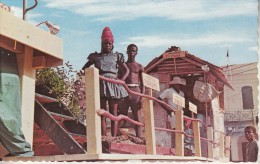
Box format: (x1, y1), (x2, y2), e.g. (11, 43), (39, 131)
(184, 119), (194, 156)
(157, 76), (186, 129)
(244, 125), (258, 162)
(118, 44), (144, 138)
(82, 27), (129, 137)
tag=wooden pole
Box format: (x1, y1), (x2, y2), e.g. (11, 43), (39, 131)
(143, 88), (156, 155)
(175, 109), (184, 156)
(17, 46), (35, 146)
(207, 126), (214, 159)
(192, 120), (201, 157)
(85, 67), (102, 155)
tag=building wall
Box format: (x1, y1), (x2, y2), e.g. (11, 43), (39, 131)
(223, 62), (258, 162)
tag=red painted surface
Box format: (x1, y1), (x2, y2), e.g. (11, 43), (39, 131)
(34, 122), (176, 156)
(33, 116), (175, 156)
(33, 123), (63, 156)
(110, 143), (175, 155)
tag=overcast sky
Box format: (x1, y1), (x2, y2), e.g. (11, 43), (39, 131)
(2, 0), (258, 71)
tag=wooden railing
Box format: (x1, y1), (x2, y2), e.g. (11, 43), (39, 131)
(84, 67), (231, 161)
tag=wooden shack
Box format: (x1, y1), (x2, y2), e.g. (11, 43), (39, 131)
(0, 7), (63, 157)
(144, 46), (233, 158)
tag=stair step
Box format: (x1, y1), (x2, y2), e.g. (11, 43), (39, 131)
(43, 102), (75, 117)
(47, 111), (76, 121)
(35, 93), (58, 103)
(68, 132), (86, 138)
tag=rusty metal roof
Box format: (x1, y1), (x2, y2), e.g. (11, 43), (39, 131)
(144, 48), (233, 90)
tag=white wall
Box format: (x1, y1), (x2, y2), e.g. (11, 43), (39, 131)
(223, 62), (258, 162)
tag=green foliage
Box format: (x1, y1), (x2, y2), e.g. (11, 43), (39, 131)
(36, 67), (66, 99)
(36, 61), (85, 122)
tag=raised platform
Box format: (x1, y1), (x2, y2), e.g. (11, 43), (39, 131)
(3, 153), (214, 162)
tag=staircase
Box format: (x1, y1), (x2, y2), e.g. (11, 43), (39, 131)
(34, 93), (87, 155)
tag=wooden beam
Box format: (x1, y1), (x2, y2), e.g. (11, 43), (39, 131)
(46, 57), (63, 67)
(175, 110), (184, 156)
(192, 120), (201, 157)
(158, 63), (195, 67)
(158, 68), (203, 73)
(33, 56), (46, 69)
(33, 49), (63, 68)
(143, 88), (156, 154)
(158, 66), (198, 70)
(207, 127), (214, 159)
(35, 93), (58, 103)
(155, 71), (204, 75)
(16, 46), (35, 146)
(0, 35), (24, 53)
(182, 58), (203, 67)
(163, 59), (186, 64)
(85, 67), (102, 155)
(145, 58), (165, 73)
(2, 153), (215, 162)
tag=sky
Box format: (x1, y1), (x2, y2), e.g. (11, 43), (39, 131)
(1, 0), (259, 71)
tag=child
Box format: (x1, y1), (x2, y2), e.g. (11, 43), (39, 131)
(82, 27), (129, 137)
(184, 119), (194, 156)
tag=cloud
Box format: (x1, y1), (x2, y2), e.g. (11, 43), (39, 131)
(120, 32), (253, 48)
(61, 29), (90, 37)
(248, 46), (257, 51)
(42, 0), (257, 22)
(10, 6), (23, 19)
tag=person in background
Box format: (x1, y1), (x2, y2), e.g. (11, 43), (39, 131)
(82, 27), (129, 137)
(184, 119), (194, 156)
(118, 44), (145, 138)
(157, 76), (186, 130)
(244, 125), (258, 162)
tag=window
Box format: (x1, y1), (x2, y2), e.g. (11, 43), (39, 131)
(241, 86), (254, 109)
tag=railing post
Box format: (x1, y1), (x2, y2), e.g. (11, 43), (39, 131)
(175, 109), (184, 156)
(225, 135), (231, 161)
(219, 132), (225, 159)
(85, 67), (102, 155)
(18, 46), (36, 146)
(207, 126), (214, 159)
(192, 120), (201, 157)
(143, 88), (156, 155)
